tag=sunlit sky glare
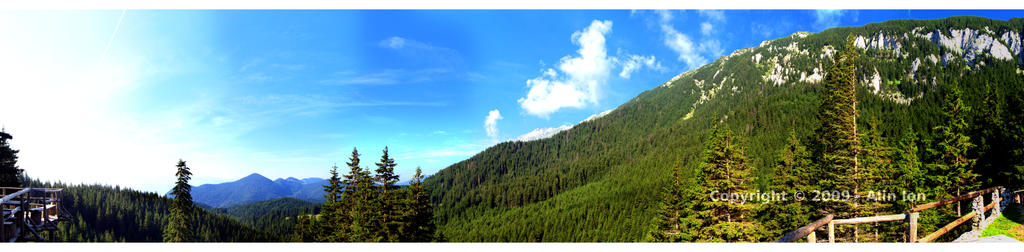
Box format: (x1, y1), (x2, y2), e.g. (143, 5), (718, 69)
(0, 10), (1020, 193)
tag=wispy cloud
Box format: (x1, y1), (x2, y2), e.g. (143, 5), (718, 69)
(701, 22), (714, 36)
(619, 53), (664, 79)
(698, 10), (726, 23)
(320, 68), (454, 86)
(484, 109), (503, 142)
(661, 21), (707, 69)
(751, 23), (776, 38)
(98, 9), (126, 64)
(647, 10), (725, 69)
(378, 36), (464, 70)
(813, 10), (847, 30)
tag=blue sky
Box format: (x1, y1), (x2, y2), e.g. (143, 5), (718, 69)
(0, 10), (1020, 193)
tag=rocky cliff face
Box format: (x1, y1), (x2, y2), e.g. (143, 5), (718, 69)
(683, 22), (1024, 109)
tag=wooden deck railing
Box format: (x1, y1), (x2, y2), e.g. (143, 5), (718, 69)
(1, 187), (69, 242)
(777, 186), (1014, 243)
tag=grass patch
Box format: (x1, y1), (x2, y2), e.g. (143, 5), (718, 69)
(980, 203), (1024, 241)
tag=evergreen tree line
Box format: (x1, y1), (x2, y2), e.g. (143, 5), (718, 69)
(650, 34), (994, 242)
(203, 197), (322, 240)
(294, 147), (436, 242)
(0, 128), (22, 187)
(22, 179), (277, 242)
(4, 130), (281, 242)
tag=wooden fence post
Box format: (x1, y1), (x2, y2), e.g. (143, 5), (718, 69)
(807, 231), (816, 243)
(828, 221), (835, 243)
(972, 195), (984, 232)
(908, 212), (918, 243)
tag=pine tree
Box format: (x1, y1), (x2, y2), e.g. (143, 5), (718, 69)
(321, 147), (365, 242)
(691, 124), (761, 242)
(374, 146), (402, 241)
(324, 164), (343, 204)
(319, 164), (344, 241)
(0, 128), (22, 187)
(164, 159), (194, 242)
(402, 167), (435, 242)
(648, 165), (688, 242)
(858, 119), (905, 241)
(815, 34), (861, 218)
(349, 166), (381, 242)
(756, 130), (813, 240)
(893, 131), (923, 200)
(926, 80), (978, 215)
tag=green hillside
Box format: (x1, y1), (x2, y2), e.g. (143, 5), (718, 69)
(27, 179), (279, 242)
(211, 197), (321, 240)
(422, 16), (1024, 242)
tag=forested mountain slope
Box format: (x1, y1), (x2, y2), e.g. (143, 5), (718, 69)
(422, 16), (1024, 242)
(27, 179), (279, 242)
(206, 197), (321, 241)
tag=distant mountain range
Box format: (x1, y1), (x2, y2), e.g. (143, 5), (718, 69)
(178, 172), (422, 208)
(176, 173), (328, 208)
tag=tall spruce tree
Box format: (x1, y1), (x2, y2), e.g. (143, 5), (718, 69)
(374, 146), (401, 241)
(403, 167), (434, 242)
(756, 130), (813, 240)
(164, 159), (194, 242)
(0, 128), (22, 187)
(815, 34), (861, 218)
(690, 123), (761, 242)
(330, 147), (364, 242)
(349, 166), (381, 242)
(648, 165), (688, 242)
(320, 164), (344, 242)
(926, 80), (978, 215)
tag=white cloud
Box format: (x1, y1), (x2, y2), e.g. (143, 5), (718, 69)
(518, 20), (614, 118)
(698, 10), (726, 23)
(814, 10), (846, 30)
(517, 20), (661, 118)
(652, 10), (727, 70)
(484, 109), (503, 141)
(619, 54), (664, 79)
(701, 22), (713, 36)
(661, 24), (707, 69)
(380, 36), (407, 49)
(699, 40), (725, 58)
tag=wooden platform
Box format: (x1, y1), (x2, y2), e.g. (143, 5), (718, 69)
(0, 187), (69, 242)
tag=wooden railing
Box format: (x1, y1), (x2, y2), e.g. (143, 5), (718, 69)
(777, 186), (1014, 243)
(1, 187), (69, 242)
(776, 214), (833, 242)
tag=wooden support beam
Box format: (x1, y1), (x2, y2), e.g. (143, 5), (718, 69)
(776, 214), (834, 242)
(919, 211), (977, 242)
(912, 186), (1001, 212)
(807, 231), (816, 243)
